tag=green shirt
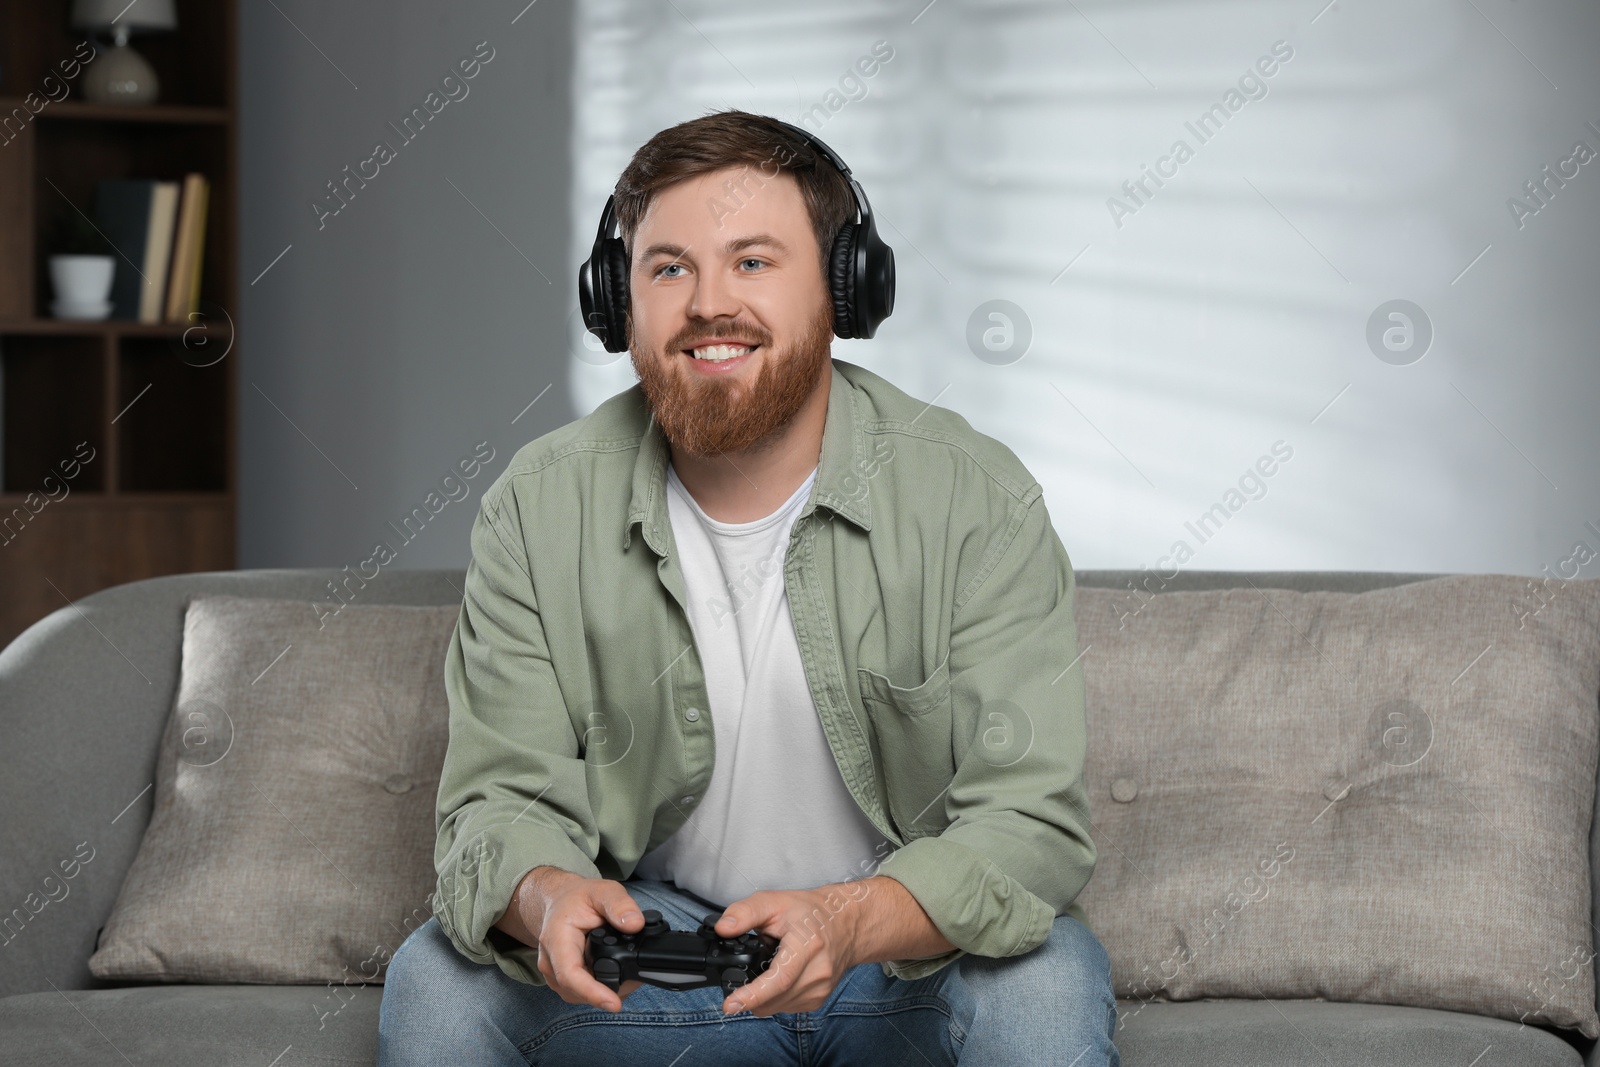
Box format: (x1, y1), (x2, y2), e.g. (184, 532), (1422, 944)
(434, 357), (1096, 985)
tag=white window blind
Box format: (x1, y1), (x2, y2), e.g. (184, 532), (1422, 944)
(567, 0), (1596, 573)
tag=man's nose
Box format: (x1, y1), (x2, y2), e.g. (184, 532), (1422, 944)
(688, 265), (742, 322)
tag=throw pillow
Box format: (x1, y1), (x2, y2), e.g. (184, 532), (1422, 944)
(1072, 574), (1600, 1037)
(88, 595), (460, 985)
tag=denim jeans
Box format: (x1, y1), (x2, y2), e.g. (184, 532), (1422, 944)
(378, 877), (1119, 1066)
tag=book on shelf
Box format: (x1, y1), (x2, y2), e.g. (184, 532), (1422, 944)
(165, 173), (209, 323)
(92, 173), (209, 324)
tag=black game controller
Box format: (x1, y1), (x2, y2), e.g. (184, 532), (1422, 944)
(586, 908), (779, 996)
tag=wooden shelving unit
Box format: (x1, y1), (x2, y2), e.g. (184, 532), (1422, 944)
(0, 1), (236, 649)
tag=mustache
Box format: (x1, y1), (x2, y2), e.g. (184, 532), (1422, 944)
(670, 328), (769, 350)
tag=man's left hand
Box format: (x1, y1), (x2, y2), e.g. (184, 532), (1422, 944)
(711, 883), (873, 1017)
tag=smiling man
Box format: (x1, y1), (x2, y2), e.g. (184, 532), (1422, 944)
(378, 110), (1119, 1066)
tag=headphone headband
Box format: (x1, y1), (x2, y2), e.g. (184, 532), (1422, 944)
(578, 117), (895, 353)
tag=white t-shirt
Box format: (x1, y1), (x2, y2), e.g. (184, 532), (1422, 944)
(632, 461), (894, 907)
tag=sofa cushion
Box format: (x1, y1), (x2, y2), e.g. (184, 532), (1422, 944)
(0, 991), (1576, 1067)
(0, 984), (379, 1067)
(1072, 574), (1600, 1038)
(1111, 998), (1584, 1066)
(1, 990), (1574, 1067)
(86, 595), (459, 984)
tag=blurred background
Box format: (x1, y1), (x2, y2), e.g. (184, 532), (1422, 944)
(1, 0), (1596, 647)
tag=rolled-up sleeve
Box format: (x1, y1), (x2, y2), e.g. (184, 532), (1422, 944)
(433, 480), (602, 986)
(874, 487), (1096, 980)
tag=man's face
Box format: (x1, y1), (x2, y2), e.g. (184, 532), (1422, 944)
(627, 165), (834, 459)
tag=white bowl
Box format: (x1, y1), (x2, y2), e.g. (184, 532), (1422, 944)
(49, 254), (117, 304)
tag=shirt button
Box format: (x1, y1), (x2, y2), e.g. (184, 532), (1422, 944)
(1110, 777), (1138, 803)
(684, 707), (700, 722)
(383, 774), (413, 795)
(681, 794), (695, 805)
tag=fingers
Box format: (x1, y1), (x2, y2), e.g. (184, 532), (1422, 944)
(723, 975), (762, 1015)
(541, 920), (613, 1009)
(725, 933), (847, 1017)
(715, 892), (773, 938)
(715, 901), (751, 936)
(537, 890), (618, 1011)
(546, 882), (654, 1013)
(726, 966), (794, 1017)
(724, 937), (796, 1016)
(599, 885), (645, 932)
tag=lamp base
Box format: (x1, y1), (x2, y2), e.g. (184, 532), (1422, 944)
(82, 31), (161, 106)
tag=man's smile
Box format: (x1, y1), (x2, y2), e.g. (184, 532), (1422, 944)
(686, 342), (758, 361)
(681, 341), (761, 374)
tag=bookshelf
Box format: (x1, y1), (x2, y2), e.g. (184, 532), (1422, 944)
(0, 2), (236, 649)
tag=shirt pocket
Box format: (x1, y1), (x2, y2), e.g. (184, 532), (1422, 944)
(857, 649), (955, 838)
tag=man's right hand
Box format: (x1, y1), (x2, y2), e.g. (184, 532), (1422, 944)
(494, 865), (647, 1012)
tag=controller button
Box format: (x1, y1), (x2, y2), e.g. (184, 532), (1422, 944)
(603, 935), (618, 945)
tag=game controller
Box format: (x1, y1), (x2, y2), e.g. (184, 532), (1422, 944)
(586, 908), (779, 995)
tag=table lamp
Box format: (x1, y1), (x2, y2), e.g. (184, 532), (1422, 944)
(73, 0), (177, 106)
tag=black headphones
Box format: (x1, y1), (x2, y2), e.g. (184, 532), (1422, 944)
(577, 118), (895, 354)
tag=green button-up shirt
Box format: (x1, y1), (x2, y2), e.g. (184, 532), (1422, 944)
(433, 357), (1096, 985)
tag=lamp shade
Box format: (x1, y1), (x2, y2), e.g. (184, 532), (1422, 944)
(72, 0), (177, 31)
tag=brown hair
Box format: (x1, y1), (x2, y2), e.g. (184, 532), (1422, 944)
(612, 109), (856, 280)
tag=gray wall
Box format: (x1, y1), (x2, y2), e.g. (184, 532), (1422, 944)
(239, 0), (575, 570)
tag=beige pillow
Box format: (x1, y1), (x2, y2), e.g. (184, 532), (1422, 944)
(88, 595), (459, 985)
(1072, 574), (1600, 1037)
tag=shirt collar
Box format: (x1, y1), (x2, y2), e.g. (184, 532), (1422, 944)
(624, 358), (873, 554)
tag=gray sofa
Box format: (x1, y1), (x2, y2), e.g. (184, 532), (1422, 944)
(1, 566), (1595, 1066)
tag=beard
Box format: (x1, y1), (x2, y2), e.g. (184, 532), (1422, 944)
(629, 301), (834, 460)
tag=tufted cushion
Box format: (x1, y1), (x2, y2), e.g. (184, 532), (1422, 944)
(1072, 573), (1600, 1038)
(87, 596), (459, 985)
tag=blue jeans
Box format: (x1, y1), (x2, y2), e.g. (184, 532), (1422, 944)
(378, 877), (1119, 1066)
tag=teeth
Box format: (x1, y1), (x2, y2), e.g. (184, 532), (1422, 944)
(691, 344), (754, 362)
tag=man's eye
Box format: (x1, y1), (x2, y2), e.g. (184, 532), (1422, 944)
(740, 258), (765, 271)
(655, 263), (684, 279)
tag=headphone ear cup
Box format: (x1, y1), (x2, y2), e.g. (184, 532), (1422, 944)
(855, 230), (894, 339)
(827, 224), (858, 339)
(598, 236), (630, 352)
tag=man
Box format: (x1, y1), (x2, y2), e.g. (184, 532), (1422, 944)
(379, 109), (1119, 1065)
